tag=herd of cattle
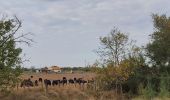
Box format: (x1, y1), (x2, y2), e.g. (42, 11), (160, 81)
(20, 76), (95, 88)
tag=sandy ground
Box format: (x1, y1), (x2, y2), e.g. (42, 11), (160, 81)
(20, 72), (96, 81)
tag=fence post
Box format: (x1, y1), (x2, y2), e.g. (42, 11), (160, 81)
(44, 83), (48, 96)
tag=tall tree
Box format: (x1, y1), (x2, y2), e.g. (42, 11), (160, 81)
(95, 27), (145, 94)
(97, 28), (129, 67)
(0, 15), (32, 92)
(146, 14), (170, 69)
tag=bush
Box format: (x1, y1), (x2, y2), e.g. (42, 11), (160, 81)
(159, 77), (170, 98)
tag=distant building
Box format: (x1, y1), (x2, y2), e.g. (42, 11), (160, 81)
(48, 66), (61, 73)
(40, 66), (62, 73)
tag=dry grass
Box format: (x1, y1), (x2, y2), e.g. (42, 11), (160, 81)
(1, 73), (169, 100)
(132, 97), (170, 100)
(0, 72), (127, 100)
(0, 85), (122, 100)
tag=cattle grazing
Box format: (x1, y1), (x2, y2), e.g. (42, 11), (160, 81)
(81, 80), (87, 84)
(30, 76), (33, 78)
(75, 78), (82, 85)
(20, 78), (33, 87)
(39, 78), (43, 82)
(76, 78), (87, 85)
(63, 77), (66, 80)
(73, 77), (77, 85)
(74, 77), (77, 81)
(52, 80), (60, 86)
(68, 79), (74, 84)
(35, 80), (38, 86)
(44, 79), (51, 86)
(20, 76), (93, 89)
(61, 77), (67, 86)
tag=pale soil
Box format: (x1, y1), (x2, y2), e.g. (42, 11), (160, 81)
(20, 72), (96, 81)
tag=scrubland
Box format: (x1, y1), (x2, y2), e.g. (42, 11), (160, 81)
(0, 72), (125, 100)
(0, 83), (123, 100)
(1, 72), (170, 100)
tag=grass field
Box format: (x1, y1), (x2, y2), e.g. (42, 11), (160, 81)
(0, 72), (104, 100)
(0, 72), (126, 100)
(2, 72), (168, 100)
(0, 85), (121, 100)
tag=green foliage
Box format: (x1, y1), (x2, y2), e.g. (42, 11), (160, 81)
(0, 16), (24, 92)
(61, 67), (92, 73)
(141, 14), (170, 98)
(146, 14), (170, 69)
(140, 79), (156, 100)
(159, 76), (170, 98)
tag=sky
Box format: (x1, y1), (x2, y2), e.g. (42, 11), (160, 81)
(0, 0), (170, 68)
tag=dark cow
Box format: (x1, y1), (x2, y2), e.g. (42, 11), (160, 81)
(52, 80), (60, 86)
(74, 77), (77, 81)
(44, 79), (51, 86)
(39, 78), (43, 82)
(81, 80), (87, 84)
(30, 76), (33, 78)
(76, 78), (87, 85)
(75, 78), (82, 85)
(35, 80), (38, 86)
(20, 78), (33, 87)
(63, 77), (66, 80)
(61, 77), (67, 86)
(74, 77), (78, 84)
(68, 79), (74, 84)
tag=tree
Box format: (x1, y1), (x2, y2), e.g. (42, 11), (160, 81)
(98, 28), (129, 66)
(0, 15), (32, 92)
(146, 14), (170, 69)
(144, 14), (170, 98)
(95, 27), (145, 95)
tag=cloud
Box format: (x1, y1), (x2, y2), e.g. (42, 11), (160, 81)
(0, 0), (170, 67)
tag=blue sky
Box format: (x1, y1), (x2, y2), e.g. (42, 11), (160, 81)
(0, 0), (169, 68)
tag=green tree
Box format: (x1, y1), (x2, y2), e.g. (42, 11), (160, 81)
(146, 14), (170, 69)
(141, 14), (170, 98)
(0, 15), (32, 92)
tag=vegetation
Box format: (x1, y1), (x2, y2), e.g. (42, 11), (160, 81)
(1, 13), (170, 100)
(62, 67), (92, 72)
(0, 86), (125, 100)
(94, 28), (143, 95)
(92, 14), (170, 100)
(0, 15), (32, 93)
